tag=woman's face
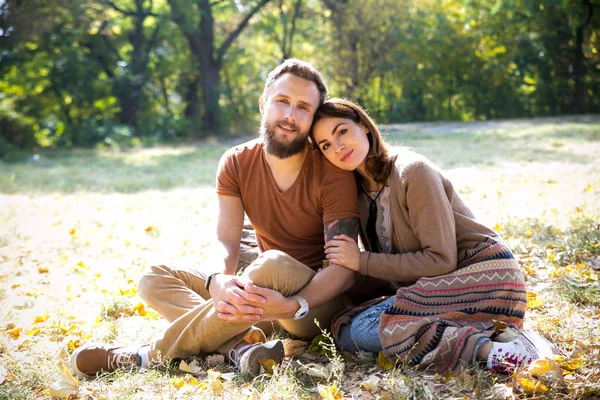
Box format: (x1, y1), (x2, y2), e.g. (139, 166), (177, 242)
(312, 116), (370, 171)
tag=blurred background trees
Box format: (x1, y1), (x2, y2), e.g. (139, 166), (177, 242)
(0, 0), (598, 152)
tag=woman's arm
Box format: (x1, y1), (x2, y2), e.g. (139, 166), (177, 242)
(359, 160), (458, 282)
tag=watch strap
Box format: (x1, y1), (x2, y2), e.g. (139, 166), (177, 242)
(204, 272), (221, 291)
(290, 295), (309, 320)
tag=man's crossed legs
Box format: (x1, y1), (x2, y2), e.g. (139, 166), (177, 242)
(70, 250), (352, 376)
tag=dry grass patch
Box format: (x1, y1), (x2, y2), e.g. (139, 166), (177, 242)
(1, 117), (599, 399)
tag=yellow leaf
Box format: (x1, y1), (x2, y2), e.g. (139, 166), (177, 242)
(585, 184), (592, 192)
(377, 351), (394, 371)
(207, 369), (223, 393)
(527, 359), (561, 376)
(494, 223), (502, 232)
(258, 358), (278, 374)
(527, 292), (543, 309)
(26, 327), (40, 336)
(34, 314), (50, 323)
(523, 266), (535, 276)
(560, 357), (581, 372)
(11, 284), (21, 289)
(133, 302), (147, 316)
(6, 327), (20, 340)
(318, 383), (343, 400)
(69, 228), (77, 237)
(68, 339), (81, 351)
(48, 360), (79, 399)
(172, 377), (185, 389)
(145, 226), (159, 237)
(38, 266), (49, 274)
(515, 373), (548, 395)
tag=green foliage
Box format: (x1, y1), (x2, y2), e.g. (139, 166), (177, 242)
(0, 0), (598, 152)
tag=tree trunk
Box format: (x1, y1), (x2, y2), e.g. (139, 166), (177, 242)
(573, 0), (593, 114)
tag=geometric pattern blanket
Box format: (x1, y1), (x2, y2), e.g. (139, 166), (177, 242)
(379, 237), (527, 374)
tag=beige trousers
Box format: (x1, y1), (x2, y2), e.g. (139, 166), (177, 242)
(138, 250), (352, 360)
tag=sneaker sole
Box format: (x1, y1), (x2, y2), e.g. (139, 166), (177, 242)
(240, 340), (285, 375)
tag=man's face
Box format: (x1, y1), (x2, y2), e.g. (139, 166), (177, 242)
(260, 73), (321, 159)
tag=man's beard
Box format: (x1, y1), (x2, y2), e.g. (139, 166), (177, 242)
(261, 118), (309, 159)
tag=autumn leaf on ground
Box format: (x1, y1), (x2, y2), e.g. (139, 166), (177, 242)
(377, 351), (394, 371)
(258, 358), (278, 374)
(207, 369), (223, 394)
(308, 334), (328, 355)
(179, 359), (203, 374)
(527, 292), (543, 309)
(33, 314), (50, 323)
(282, 338), (307, 358)
(145, 226), (160, 237)
(318, 383), (343, 400)
(6, 326), (20, 340)
(38, 266), (49, 274)
(514, 372), (548, 395)
(48, 359), (79, 399)
(359, 374), (381, 393)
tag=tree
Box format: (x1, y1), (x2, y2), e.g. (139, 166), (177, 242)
(167, 0), (272, 135)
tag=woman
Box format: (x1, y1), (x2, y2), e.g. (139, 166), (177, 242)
(310, 98), (556, 374)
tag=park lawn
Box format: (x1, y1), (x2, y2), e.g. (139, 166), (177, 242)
(0, 116), (599, 399)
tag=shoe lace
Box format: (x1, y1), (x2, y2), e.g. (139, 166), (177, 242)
(108, 351), (138, 371)
(229, 343), (255, 369)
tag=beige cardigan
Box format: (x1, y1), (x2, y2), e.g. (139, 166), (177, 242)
(358, 148), (499, 284)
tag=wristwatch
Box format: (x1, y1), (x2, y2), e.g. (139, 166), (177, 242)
(290, 295), (309, 320)
(204, 272), (221, 291)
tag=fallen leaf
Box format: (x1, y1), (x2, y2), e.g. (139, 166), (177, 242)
(38, 267), (49, 274)
(179, 359), (203, 374)
(301, 362), (335, 378)
(6, 327), (20, 340)
(0, 365), (6, 385)
(68, 339), (81, 351)
(205, 353), (225, 367)
(26, 327), (40, 336)
(308, 334), (328, 355)
(359, 374), (381, 393)
(527, 292), (543, 309)
(133, 302), (147, 316)
(377, 351), (394, 371)
(318, 383), (343, 400)
(207, 369), (223, 393)
(69, 228), (77, 237)
(48, 359), (80, 399)
(258, 358), (278, 374)
(34, 314), (50, 323)
(515, 373), (548, 395)
(283, 338), (307, 358)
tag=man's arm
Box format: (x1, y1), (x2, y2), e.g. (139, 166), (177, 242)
(241, 217), (361, 321)
(208, 195), (266, 322)
(294, 217), (361, 306)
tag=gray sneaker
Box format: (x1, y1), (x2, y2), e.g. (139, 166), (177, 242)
(229, 340), (284, 375)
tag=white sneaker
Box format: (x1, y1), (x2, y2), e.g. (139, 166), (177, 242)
(229, 340), (284, 375)
(487, 330), (557, 373)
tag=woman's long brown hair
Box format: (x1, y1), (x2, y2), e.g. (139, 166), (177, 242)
(311, 98), (394, 185)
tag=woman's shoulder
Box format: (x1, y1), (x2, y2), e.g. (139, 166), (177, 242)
(389, 147), (438, 177)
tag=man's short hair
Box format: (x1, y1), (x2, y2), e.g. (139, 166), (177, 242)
(262, 59), (329, 105)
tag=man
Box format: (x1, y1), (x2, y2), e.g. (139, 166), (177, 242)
(70, 59), (374, 377)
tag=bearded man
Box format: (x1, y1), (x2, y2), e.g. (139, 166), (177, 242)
(70, 59), (387, 377)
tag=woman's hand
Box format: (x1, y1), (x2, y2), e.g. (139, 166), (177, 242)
(324, 234), (360, 271)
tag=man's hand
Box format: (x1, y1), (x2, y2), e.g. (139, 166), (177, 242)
(209, 274), (267, 323)
(324, 234), (360, 271)
(243, 284), (299, 321)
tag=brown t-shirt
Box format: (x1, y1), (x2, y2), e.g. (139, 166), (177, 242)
(216, 138), (359, 271)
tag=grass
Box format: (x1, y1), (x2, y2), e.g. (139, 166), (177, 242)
(1, 116), (600, 399)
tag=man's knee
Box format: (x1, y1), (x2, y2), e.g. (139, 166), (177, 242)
(244, 250), (313, 292)
(137, 264), (164, 302)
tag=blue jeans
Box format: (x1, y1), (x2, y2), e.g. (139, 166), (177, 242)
(335, 297), (395, 353)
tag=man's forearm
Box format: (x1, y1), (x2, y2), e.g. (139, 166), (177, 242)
(294, 264), (358, 309)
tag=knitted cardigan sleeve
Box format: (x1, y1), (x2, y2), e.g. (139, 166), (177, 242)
(358, 158), (457, 282)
